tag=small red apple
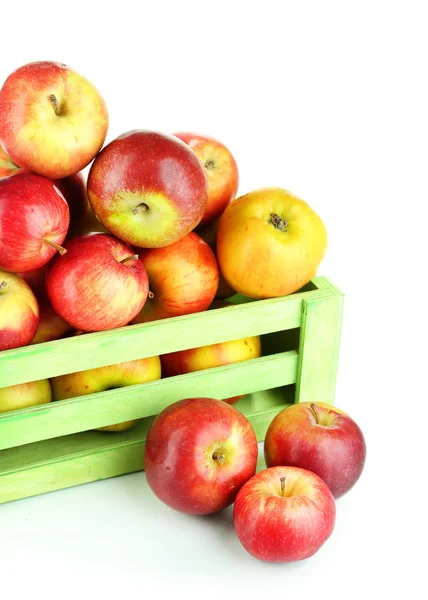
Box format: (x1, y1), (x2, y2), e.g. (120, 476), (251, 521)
(144, 397), (258, 515)
(0, 173), (70, 272)
(264, 402), (366, 498)
(46, 233), (149, 332)
(174, 132), (239, 225)
(87, 130), (208, 248)
(131, 232), (219, 323)
(0, 270), (39, 351)
(233, 466), (336, 562)
(0, 61), (108, 179)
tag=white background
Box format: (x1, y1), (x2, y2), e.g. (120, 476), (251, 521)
(0, 1), (426, 598)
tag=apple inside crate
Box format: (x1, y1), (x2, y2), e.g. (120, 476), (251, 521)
(0, 276), (343, 504)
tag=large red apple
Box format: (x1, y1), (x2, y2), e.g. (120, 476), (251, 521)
(0, 173), (70, 272)
(145, 397), (258, 515)
(0, 61), (108, 179)
(131, 232), (218, 323)
(0, 270), (39, 351)
(46, 233), (149, 332)
(87, 130), (208, 248)
(174, 132), (239, 225)
(233, 466), (336, 562)
(264, 402), (366, 498)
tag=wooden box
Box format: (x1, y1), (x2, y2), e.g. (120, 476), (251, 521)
(0, 276), (343, 504)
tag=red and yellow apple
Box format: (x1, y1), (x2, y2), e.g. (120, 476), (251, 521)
(233, 466), (336, 562)
(46, 233), (149, 332)
(51, 355), (161, 432)
(196, 218), (236, 299)
(0, 270), (39, 351)
(87, 130), (208, 248)
(174, 132), (238, 225)
(0, 61), (108, 179)
(161, 330), (261, 404)
(264, 402), (366, 498)
(131, 232), (218, 323)
(217, 187), (328, 299)
(0, 143), (25, 178)
(0, 173), (70, 272)
(0, 379), (52, 413)
(144, 397), (258, 515)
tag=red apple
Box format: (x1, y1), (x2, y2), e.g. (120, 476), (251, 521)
(0, 173), (70, 272)
(0, 61), (108, 179)
(264, 402), (366, 498)
(174, 132), (239, 225)
(87, 130), (208, 248)
(0, 270), (39, 351)
(46, 233), (149, 332)
(131, 232), (219, 323)
(233, 466), (336, 562)
(145, 397), (258, 515)
(196, 218), (236, 299)
(0, 143), (25, 178)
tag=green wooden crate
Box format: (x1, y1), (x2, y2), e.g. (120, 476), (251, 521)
(0, 276), (343, 504)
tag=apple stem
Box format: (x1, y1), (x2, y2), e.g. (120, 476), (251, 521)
(132, 203), (148, 215)
(280, 476), (286, 492)
(148, 290), (154, 299)
(204, 159), (215, 170)
(212, 451), (225, 463)
(0, 281), (7, 290)
(119, 254), (139, 265)
(309, 403), (318, 424)
(48, 94), (62, 116)
(269, 213), (288, 232)
(45, 239), (67, 255)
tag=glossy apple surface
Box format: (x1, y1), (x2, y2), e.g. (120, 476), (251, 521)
(131, 232), (218, 323)
(145, 397), (258, 515)
(0, 61), (108, 179)
(217, 187), (327, 298)
(174, 132), (239, 225)
(0, 270), (39, 351)
(87, 130), (208, 248)
(46, 233), (149, 332)
(264, 402), (366, 498)
(234, 466), (336, 562)
(0, 173), (70, 272)
(0, 379), (52, 413)
(51, 355), (161, 432)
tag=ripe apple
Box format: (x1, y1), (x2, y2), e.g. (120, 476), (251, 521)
(145, 397), (258, 515)
(264, 402), (366, 498)
(0, 61), (108, 179)
(233, 465), (336, 562)
(51, 354), (161, 432)
(87, 130), (208, 248)
(0, 379), (52, 413)
(0, 173), (70, 272)
(217, 187), (328, 299)
(131, 232), (218, 324)
(0, 143), (24, 178)
(174, 132), (239, 225)
(0, 270), (39, 351)
(46, 233), (149, 332)
(161, 331), (261, 404)
(196, 218), (236, 299)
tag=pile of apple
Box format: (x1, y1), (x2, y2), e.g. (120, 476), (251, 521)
(0, 61), (366, 562)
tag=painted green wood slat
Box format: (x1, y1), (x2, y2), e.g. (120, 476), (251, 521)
(0, 289), (323, 389)
(294, 288), (344, 404)
(0, 351), (298, 451)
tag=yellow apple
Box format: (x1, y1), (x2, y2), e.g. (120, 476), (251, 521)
(0, 380), (52, 413)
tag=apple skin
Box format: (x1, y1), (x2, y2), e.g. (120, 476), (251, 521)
(0, 379), (52, 413)
(0, 270), (39, 351)
(0, 143), (25, 178)
(131, 232), (219, 324)
(87, 130), (208, 248)
(161, 333), (261, 404)
(0, 61), (108, 179)
(145, 397), (258, 515)
(264, 402), (366, 498)
(196, 218), (236, 299)
(217, 187), (328, 299)
(174, 132), (239, 225)
(51, 355), (161, 432)
(46, 233), (149, 332)
(233, 465), (336, 562)
(0, 173), (70, 272)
